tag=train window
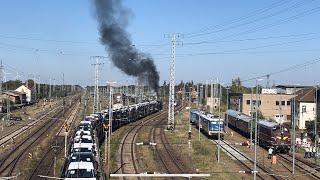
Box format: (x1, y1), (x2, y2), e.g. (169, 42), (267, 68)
(272, 126), (280, 131)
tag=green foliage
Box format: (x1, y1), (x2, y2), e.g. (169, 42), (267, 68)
(305, 118), (320, 134)
(3, 80), (23, 90)
(230, 77), (250, 93)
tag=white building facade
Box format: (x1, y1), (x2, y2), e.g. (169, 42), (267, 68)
(15, 85), (32, 103)
(297, 102), (316, 130)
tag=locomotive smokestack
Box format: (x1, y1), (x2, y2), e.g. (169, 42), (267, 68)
(92, 0), (160, 92)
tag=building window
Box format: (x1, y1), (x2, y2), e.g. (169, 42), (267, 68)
(287, 101), (291, 106)
(246, 100), (250, 105)
(276, 101), (280, 105)
(281, 101), (285, 106)
(302, 105), (307, 113)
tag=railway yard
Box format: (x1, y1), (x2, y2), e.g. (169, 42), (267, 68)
(0, 88), (318, 180)
(3, 1), (320, 180)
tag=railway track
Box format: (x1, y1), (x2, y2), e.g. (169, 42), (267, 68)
(119, 111), (167, 176)
(0, 105), (62, 147)
(27, 101), (81, 180)
(278, 154), (320, 179)
(151, 107), (190, 176)
(216, 140), (287, 180)
(0, 96), (75, 147)
(0, 96), (80, 178)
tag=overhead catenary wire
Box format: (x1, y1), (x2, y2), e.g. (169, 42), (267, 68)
(237, 58), (320, 85)
(0, 34), (168, 48)
(214, 6), (320, 42)
(186, 0), (313, 38)
(183, 32), (320, 46)
(185, 0), (293, 37)
(181, 36), (320, 56)
(152, 35), (320, 59)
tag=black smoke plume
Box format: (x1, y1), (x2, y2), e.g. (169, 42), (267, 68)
(93, 0), (160, 92)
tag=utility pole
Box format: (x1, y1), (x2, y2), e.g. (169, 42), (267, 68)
(253, 79), (262, 180)
(62, 73), (65, 97)
(53, 78), (56, 100)
(315, 86), (318, 164)
(197, 84), (200, 107)
(37, 75), (41, 99)
(108, 87), (113, 178)
(33, 74), (37, 101)
(211, 79), (214, 113)
(205, 80), (208, 104)
(292, 86), (297, 175)
(200, 85), (203, 107)
(218, 82), (221, 163)
(250, 87), (253, 149)
(0, 61), (3, 131)
(91, 56), (104, 113)
(106, 81), (116, 178)
(4, 68), (10, 123)
(167, 33), (181, 130)
(62, 73), (65, 117)
(226, 87), (230, 130)
(49, 77), (52, 106)
(266, 74), (270, 88)
(0, 60), (3, 95)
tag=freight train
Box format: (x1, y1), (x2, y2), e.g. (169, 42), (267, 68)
(101, 100), (163, 131)
(226, 109), (291, 153)
(61, 100), (162, 179)
(190, 110), (225, 139)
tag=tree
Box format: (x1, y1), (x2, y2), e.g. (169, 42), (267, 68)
(3, 80), (23, 90)
(231, 77), (250, 93)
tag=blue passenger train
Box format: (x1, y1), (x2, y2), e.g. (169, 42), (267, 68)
(190, 110), (225, 139)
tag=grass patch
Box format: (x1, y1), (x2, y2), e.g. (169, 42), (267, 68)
(164, 109), (250, 180)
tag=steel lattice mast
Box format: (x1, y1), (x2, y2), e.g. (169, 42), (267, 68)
(91, 56), (104, 113)
(168, 34), (177, 130)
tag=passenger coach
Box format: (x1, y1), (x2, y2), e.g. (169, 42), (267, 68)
(226, 109), (291, 153)
(190, 110), (225, 139)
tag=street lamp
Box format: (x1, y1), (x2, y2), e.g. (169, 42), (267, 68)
(106, 81), (116, 178)
(226, 86), (230, 130)
(253, 78), (263, 180)
(218, 81), (222, 164)
(292, 83), (300, 175)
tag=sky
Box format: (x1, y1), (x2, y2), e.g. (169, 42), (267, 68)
(1, 0), (320, 87)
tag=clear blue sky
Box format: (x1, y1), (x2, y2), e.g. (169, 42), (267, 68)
(1, 0), (320, 87)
